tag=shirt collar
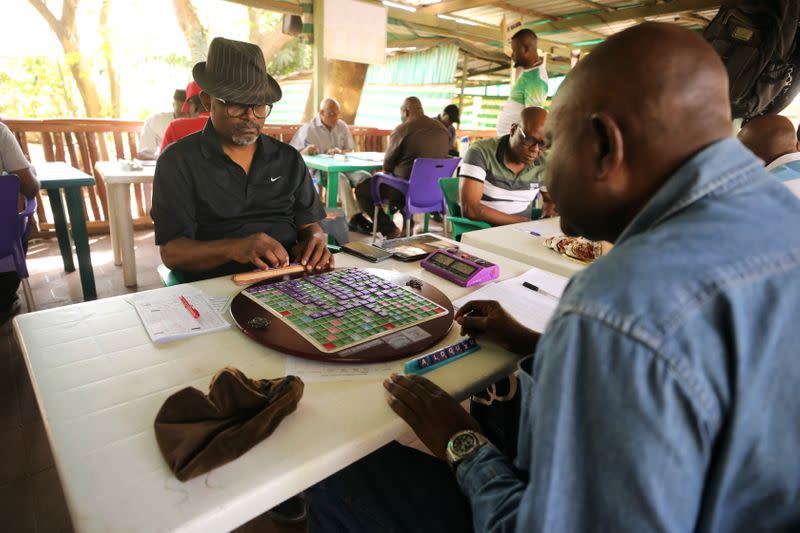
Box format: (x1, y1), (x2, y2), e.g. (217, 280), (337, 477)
(496, 135), (510, 162)
(616, 138), (766, 245)
(765, 151), (800, 171)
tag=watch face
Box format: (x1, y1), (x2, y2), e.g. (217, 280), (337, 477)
(452, 433), (478, 455)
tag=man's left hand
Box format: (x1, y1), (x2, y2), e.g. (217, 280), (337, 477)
(384, 373), (481, 461)
(326, 147), (343, 155)
(292, 235), (334, 272)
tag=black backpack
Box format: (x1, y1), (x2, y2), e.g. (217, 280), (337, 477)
(704, 1), (800, 120)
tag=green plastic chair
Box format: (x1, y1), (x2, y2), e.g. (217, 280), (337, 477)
(438, 178), (491, 241)
(157, 264), (187, 287)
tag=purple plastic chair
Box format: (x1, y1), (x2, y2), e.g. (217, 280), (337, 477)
(370, 157), (461, 239)
(1, 174), (37, 312)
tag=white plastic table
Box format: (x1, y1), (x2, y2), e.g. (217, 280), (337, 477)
(94, 161), (156, 288)
(13, 242), (535, 533)
(461, 217), (586, 277)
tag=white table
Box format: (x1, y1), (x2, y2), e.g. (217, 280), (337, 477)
(13, 244), (535, 533)
(461, 217), (586, 277)
(94, 161), (156, 287)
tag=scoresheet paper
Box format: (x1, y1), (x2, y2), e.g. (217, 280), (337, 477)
(130, 285), (231, 344)
(452, 266), (569, 333)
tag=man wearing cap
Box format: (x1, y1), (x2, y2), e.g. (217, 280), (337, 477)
(436, 104), (461, 157)
(136, 89), (187, 160)
(152, 37), (332, 282)
(159, 81), (210, 153)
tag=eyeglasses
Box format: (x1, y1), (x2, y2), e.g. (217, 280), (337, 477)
(215, 97), (272, 119)
(514, 125), (545, 149)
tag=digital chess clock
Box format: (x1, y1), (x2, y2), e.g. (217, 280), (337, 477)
(421, 249), (500, 287)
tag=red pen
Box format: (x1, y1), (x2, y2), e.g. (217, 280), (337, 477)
(179, 295), (200, 319)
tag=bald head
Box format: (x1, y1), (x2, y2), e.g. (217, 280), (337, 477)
(401, 97), (424, 122)
(508, 106), (547, 165)
(738, 115), (798, 165)
(545, 22), (733, 242)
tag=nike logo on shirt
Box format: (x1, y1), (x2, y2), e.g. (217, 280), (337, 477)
(270, 176), (282, 182)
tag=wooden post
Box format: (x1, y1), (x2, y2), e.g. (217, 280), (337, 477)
(312, 0), (325, 113)
(458, 53), (469, 114)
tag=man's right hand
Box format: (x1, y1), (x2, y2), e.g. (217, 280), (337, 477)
(230, 233), (290, 270)
(300, 145), (318, 155)
(455, 300), (540, 355)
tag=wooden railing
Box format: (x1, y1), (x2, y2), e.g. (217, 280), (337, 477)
(5, 118), (494, 237)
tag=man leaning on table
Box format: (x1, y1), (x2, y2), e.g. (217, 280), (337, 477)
(290, 98), (373, 234)
(306, 22), (800, 532)
(459, 106), (555, 226)
(151, 37), (331, 282)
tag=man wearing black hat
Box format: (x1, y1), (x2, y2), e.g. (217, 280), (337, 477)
(152, 37), (332, 281)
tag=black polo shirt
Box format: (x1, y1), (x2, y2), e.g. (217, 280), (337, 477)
(151, 120), (325, 279)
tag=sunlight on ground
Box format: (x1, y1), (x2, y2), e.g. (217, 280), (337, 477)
(27, 250), (116, 274)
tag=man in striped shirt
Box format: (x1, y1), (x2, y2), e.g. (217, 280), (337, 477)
(459, 107), (555, 225)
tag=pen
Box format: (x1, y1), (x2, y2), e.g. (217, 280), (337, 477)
(180, 295), (200, 319)
(530, 231), (542, 237)
(522, 281), (559, 300)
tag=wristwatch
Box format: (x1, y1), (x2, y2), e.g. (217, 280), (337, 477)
(446, 430), (489, 471)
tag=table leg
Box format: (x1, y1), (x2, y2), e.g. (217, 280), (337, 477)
(115, 185), (137, 287)
(326, 171), (339, 209)
(46, 187), (75, 273)
(63, 187), (97, 301)
(107, 184), (122, 266)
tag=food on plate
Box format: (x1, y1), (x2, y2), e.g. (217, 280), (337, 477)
(542, 235), (602, 263)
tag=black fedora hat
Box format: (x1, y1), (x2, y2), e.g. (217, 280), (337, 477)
(193, 37), (282, 105)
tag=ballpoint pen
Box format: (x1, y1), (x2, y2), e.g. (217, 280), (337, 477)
(522, 281), (559, 300)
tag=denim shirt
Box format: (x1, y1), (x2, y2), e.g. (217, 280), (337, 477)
(457, 138), (800, 532)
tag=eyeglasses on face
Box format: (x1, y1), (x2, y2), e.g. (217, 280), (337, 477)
(513, 125), (546, 149)
(215, 97), (272, 119)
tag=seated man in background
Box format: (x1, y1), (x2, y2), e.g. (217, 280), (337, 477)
(460, 106), (554, 226)
(136, 88), (186, 160)
(159, 81), (210, 153)
(436, 104), (461, 157)
(738, 114), (800, 198)
(0, 121), (39, 320)
(354, 96), (450, 238)
(152, 37), (331, 282)
(290, 98), (372, 234)
(307, 22), (800, 532)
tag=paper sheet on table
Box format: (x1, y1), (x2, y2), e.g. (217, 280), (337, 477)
(452, 266), (570, 333)
(130, 285), (231, 343)
(285, 357), (400, 383)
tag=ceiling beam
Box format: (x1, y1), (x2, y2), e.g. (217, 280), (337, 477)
(418, 0), (488, 16)
(522, 0), (721, 33)
(225, 0), (303, 15)
(492, 1), (607, 39)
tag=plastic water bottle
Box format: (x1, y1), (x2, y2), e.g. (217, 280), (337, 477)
(459, 136), (470, 159)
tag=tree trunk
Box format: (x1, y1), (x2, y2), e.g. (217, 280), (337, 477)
(28, 0), (103, 117)
(100, 0), (120, 117)
(303, 60), (368, 123)
(247, 8), (294, 63)
(173, 0), (209, 64)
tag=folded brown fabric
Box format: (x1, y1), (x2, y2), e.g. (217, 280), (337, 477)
(154, 367), (304, 481)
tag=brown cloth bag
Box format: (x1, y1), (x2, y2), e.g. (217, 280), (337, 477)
(154, 367), (304, 481)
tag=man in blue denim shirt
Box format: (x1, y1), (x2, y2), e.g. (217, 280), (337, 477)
(307, 23), (800, 532)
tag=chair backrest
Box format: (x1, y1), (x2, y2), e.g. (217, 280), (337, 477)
(438, 177), (462, 218)
(0, 174), (21, 257)
(406, 158), (461, 215)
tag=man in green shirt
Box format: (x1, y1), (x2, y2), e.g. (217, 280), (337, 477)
(496, 29), (549, 136)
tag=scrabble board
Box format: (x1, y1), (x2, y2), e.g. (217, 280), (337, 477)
(241, 268), (449, 354)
